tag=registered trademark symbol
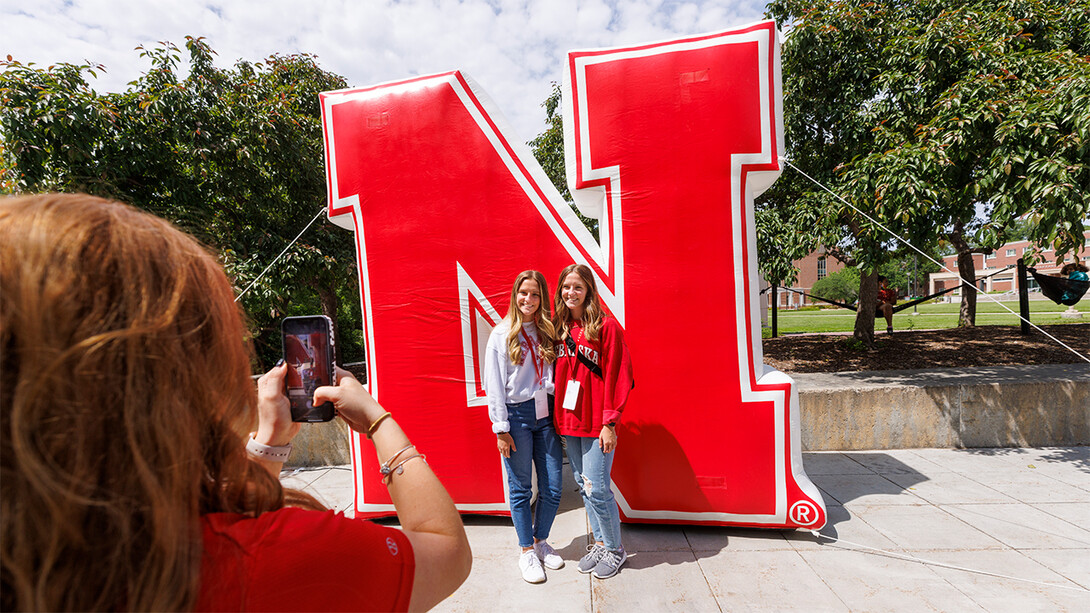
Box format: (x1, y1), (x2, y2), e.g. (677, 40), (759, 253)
(789, 501), (820, 526)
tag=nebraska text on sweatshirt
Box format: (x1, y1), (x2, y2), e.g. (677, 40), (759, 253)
(553, 317), (634, 437)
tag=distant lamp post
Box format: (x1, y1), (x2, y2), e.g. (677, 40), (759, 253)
(913, 256), (919, 314)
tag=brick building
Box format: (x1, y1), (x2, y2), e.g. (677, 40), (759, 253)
(927, 230), (1090, 296)
(769, 249), (846, 308)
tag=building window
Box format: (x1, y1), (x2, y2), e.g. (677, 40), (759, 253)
(1006, 249), (1015, 257)
(952, 260), (957, 268)
(986, 253), (996, 260)
(817, 256), (826, 280)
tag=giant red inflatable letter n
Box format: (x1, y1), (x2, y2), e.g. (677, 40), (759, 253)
(321, 20), (826, 529)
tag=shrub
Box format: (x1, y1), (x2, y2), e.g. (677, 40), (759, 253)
(811, 267), (861, 305)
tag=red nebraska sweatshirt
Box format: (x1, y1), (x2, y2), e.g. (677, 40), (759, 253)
(553, 317), (634, 437)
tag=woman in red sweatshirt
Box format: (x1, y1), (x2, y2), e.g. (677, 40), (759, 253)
(552, 264), (634, 580)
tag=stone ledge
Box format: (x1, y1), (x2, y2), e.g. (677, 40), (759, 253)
(285, 419), (351, 467)
(792, 364), (1089, 450)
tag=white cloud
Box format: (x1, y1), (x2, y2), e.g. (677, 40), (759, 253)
(2, 0), (768, 139)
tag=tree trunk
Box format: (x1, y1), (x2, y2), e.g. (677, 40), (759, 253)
(315, 283), (341, 364)
(947, 224), (978, 328)
(955, 250), (978, 328)
(853, 269), (878, 348)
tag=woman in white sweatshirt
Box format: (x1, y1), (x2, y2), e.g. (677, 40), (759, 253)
(483, 270), (565, 584)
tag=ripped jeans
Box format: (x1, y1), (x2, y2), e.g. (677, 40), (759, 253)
(565, 435), (623, 551)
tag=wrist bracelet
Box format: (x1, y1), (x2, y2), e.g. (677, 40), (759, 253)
(367, 411), (392, 439)
(379, 444), (415, 478)
(383, 454), (427, 485)
(246, 433), (293, 462)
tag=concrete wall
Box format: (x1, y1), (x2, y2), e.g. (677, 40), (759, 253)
(793, 364), (1089, 451)
(283, 364), (1089, 466)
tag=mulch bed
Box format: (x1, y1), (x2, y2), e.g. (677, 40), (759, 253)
(342, 324), (1088, 378)
(762, 323), (1089, 374)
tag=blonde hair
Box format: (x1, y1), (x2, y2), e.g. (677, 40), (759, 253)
(553, 264), (605, 342)
(505, 270), (557, 365)
(0, 194), (319, 611)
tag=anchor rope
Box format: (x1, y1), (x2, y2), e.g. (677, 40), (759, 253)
(809, 530), (1090, 593)
(234, 207), (327, 302)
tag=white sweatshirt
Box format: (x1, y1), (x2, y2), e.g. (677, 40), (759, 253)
(483, 320), (555, 433)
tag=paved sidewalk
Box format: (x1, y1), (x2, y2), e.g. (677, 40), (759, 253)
(282, 446), (1090, 612)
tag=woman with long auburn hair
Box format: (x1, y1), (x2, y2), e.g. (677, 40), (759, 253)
(552, 263), (634, 580)
(0, 193), (470, 612)
(482, 270), (565, 584)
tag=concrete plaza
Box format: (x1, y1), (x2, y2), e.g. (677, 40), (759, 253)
(283, 446), (1090, 612)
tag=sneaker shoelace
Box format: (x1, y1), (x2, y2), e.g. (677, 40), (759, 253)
(586, 544), (606, 562)
(603, 549), (623, 566)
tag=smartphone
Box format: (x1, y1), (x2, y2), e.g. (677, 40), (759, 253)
(281, 315), (336, 422)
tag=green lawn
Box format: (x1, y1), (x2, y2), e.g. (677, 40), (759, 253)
(768, 298), (1082, 334)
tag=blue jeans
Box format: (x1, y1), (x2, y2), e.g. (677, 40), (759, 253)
(565, 435), (623, 551)
(503, 397), (563, 548)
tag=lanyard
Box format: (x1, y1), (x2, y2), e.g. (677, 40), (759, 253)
(567, 326), (581, 375)
(565, 325), (603, 379)
(520, 328), (544, 383)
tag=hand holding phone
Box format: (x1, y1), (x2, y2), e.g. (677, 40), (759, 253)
(255, 362), (301, 445)
(312, 367), (388, 435)
(282, 315), (336, 422)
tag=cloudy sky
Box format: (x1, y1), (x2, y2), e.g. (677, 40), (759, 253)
(3, 0), (768, 140)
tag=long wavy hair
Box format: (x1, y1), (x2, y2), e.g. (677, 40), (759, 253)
(0, 194), (319, 612)
(553, 264), (605, 342)
(505, 270), (557, 365)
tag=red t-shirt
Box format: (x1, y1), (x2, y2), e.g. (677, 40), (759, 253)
(553, 317), (634, 437)
(196, 508), (414, 612)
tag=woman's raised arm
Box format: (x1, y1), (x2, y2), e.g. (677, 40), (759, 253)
(313, 368), (472, 612)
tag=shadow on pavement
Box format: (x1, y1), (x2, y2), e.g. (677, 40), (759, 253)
(804, 451), (928, 540)
(963, 445), (1090, 474)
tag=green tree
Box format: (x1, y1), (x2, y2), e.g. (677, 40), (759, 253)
(811, 266), (861, 304)
(1, 38), (360, 367)
(808, 253), (931, 307)
(755, 198), (816, 288)
(884, 252), (942, 299)
(527, 83), (599, 240)
(763, 0), (1090, 343)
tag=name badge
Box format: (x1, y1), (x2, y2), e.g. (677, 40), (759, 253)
(534, 389), (549, 420)
(562, 380), (580, 411)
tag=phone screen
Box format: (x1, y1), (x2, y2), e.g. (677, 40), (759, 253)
(281, 316), (336, 422)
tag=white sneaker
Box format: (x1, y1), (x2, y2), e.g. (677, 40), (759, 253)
(519, 549), (546, 583)
(534, 540), (565, 570)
